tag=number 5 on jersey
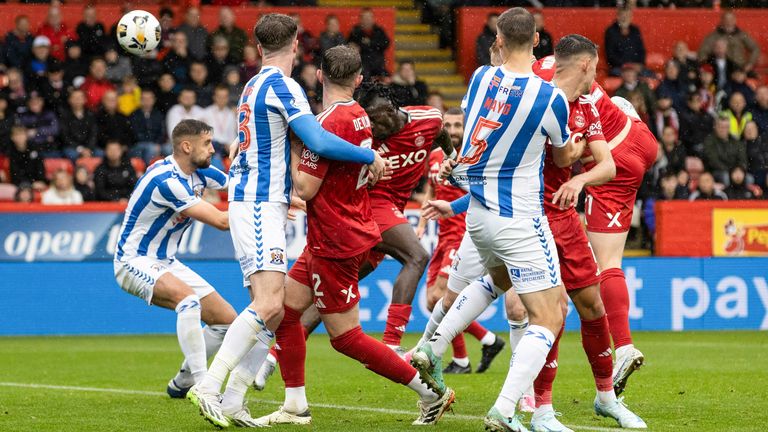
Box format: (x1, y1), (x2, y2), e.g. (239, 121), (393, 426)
(458, 117), (502, 165)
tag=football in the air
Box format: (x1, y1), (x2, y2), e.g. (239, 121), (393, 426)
(116, 10), (161, 56)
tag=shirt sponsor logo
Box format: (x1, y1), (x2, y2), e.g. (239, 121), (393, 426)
(509, 267), (546, 283)
(385, 149), (428, 169)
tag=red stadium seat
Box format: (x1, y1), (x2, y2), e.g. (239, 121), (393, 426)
(0, 183), (17, 201)
(647, 52), (667, 74)
(130, 158), (147, 176)
(76, 156), (103, 174)
(222, 157), (232, 174)
(44, 158), (74, 180)
(0, 155), (10, 182)
(602, 77), (623, 95)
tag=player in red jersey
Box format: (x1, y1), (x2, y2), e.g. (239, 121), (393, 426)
(254, 46), (454, 427)
(415, 107), (505, 375)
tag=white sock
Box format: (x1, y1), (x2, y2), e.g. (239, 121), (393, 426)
(615, 344), (634, 359)
(175, 295), (207, 384)
(416, 298), (447, 349)
(452, 356), (470, 367)
(200, 308), (273, 394)
(480, 331), (497, 346)
(430, 276), (503, 357)
(494, 325), (555, 417)
(175, 324), (229, 387)
(597, 390), (617, 405)
(220, 333), (273, 414)
(284, 387), (309, 414)
(532, 403), (554, 420)
(406, 373), (439, 402)
(507, 318), (529, 351)
(265, 352), (276, 366)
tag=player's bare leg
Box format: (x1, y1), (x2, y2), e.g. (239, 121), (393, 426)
(587, 230), (644, 395)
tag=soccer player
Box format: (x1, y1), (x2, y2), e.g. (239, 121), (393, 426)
(416, 107), (505, 375)
(256, 45), (455, 427)
(113, 119), (236, 398)
(411, 8), (575, 431)
(187, 14), (386, 429)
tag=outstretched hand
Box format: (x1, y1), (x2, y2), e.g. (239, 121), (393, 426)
(552, 177), (585, 210)
(422, 200), (455, 220)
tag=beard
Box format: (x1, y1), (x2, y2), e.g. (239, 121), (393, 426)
(192, 155), (212, 169)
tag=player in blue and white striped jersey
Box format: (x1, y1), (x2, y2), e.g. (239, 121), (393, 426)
(411, 8), (580, 432)
(113, 119), (238, 401)
(190, 14), (387, 429)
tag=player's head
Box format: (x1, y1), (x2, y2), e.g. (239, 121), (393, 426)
(172, 119), (215, 169)
(443, 107), (464, 149)
(356, 82), (403, 140)
(254, 13), (298, 59)
(319, 45), (363, 91)
(554, 34), (599, 94)
(495, 8), (537, 55)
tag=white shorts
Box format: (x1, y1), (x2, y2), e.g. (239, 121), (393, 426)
(447, 232), (486, 295)
(465, 204), (562, 295)
(114, 257), (215, 305)
(229, 201), (289, 278)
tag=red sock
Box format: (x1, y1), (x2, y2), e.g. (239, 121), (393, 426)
(600, 268), (633, 349)
(270, 323), (308, 365)
(330, 326), (415, 385)
(382, 303), (411, 346)
(533, 325), (563, 407)
(274, 306), (306, 388)
(464, 320), (490, 341)
(451, 333), (468, 359)
(581, 314), (614, 392)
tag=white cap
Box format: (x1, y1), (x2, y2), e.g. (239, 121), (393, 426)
(32, 35), (51, 48)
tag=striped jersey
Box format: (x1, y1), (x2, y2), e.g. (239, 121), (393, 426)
(229, 66), (314, 203)
(115, 156), (228, 261)
(451, 65), (570, 218)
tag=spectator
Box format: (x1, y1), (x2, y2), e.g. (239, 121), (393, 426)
(224, 66), (244, 107)
(8, 126), (46, 189)
(348, 8), (391, 78)
(42, 169), (83, 205)
(7, 68), (28, 114)
(697, 64), (719, 115)
(208, 7), (248, 63)
(5, 15), (34, 70)
(204, 85), (237, 159)
(475, 13), (498, 67)
(94, 140), (137, 202)
(76, 5), (107, 59)
(163, 32), (192, 86)
(533, 11), (554, 60)
(158, 7), (176, 51)
(15, 183), (34, 203)
(291, 13), (318, 65)
(117, 75), (141, 116)
(629, 91), (651, 125)
(129, 90), (166, 164)
(426, 91), (445, 114)
(63, 41), (89, 87)
(745, 120), (768, 189)
(296, 63), (322, 114)
(104, 45), (133, 85)
(60, 89), (98, 160)
(25, 36), (58, 88)
(36, 6), (76, 62)
(752, 86), (768, 134)
(16, 92), (59, 155)
(724, 165), (755, 200)
(166, 88), (205, 141)
(689, 171), (728, 200)
(205, 37), (236, 85)
(319, 15), (346, 58)
(81, 58), (116, 111)
(177, 7), (208, 61)
(615, 65), (656, 116)
(240, 44), (261, 83)
(656, 60), (687, 112)
(671, 40), (699, 85)
(704, 38), (736, 90)
(74, 166), (95, 201)
(653, 96), (679, 137)
(423, 0), (454, 49)
(131, 50), (165, 89)
(154, 73), (177, 115)
(723, 67), (754, 107)
(38, 63), (68, 115)
(679, 91), (714, 156)
(604, 6), (647, 76)
(0, 97), (12, 155)
(720, 91), (752, 139)
(189, 62), (213, 107)
(698, 10), (760, 74)
(703, 116), (747, 184)
(391, 60), (429, 107)
(657, 171), (689, 201)
(95, 90), (133, 149)
(659, 125), (687, 174)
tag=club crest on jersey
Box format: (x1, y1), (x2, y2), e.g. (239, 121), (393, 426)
(415, 135), (425, 146)
(574, 113), (586, 129)
(269, 248), (285, 265)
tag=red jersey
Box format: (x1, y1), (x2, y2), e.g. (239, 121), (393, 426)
(533, 57), (607, 219)
(299, 101), (381, 259)
(427, 149), (466, 242)
(369, 106), (443, 210)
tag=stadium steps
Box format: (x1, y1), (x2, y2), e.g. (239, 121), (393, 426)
(319, 0), (414, 7)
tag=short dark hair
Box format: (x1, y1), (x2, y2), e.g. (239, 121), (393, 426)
(356, 82), (397, 110)
(214, 84), (229, 93)
(496, 8), (535, 50)
(554, 34), (598, 60)
(254, 14), (297, 53)
(159, 7), (174, 19)
(321, 45), (362, 86)
(172, 119), (213, 147)
(445, 107), (463, 116)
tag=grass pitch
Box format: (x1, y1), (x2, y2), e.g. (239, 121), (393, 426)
(0, 331), (766, 431)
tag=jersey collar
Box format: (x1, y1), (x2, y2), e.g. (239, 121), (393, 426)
(167, 155), (191, 180)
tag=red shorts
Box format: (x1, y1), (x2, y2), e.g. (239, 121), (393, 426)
(288, 248), (368, 314)
(365, 196), (409, 269)
(585, 120), (657, 233)
(549, 211), (600, 291)
(426, 236), (461, 288)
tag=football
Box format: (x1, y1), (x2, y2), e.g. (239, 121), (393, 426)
(116, 10), (161, 56)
